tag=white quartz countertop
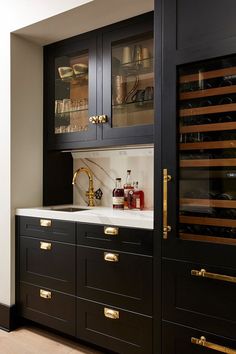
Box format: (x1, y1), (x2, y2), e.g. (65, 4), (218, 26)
(15, 205), (154, 230)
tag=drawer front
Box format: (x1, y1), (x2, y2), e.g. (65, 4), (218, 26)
(77, 246), (152, 315)
(77, 298), (152, 354)
(77, 223), (153, 255)
(163, 321), (236, 354)
(19, 282), (76, 336)
(20, 237), (76, 294)
(19, 216), (76, 244)
(163, 259), (236, 338)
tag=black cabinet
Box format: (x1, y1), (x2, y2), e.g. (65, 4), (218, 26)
(16, 217), (153, 354)
(44, 12), (154, 150)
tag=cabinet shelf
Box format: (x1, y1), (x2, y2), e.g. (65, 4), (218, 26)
(113, 100), (153, 112)
(179, 233), (236, 246)
(180, 85), (236, 100)
(180, 103), (236, 117)
(119, 57), (154, 75)
(180, 215), (236, 228)
(179, 66), (236, 84)
(180, 158), (236, 167)
(180, 140), (236, 150)
(180, 121), (236, 133)
(55, 108), (88, 115)
(180, 198), (236, 209)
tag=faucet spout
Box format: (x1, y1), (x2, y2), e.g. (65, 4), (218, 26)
(72, 167), (95, 207)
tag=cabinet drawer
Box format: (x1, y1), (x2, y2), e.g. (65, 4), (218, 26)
(77, 246), (152, 315)
(19, 216), (76, 244)
(77, 223), (153, 255)
(19, 283), (76, 336)
(20, 237), (76, 294)
(163, 321), (236, 354)
(77, 298), (152, 354)
(163, 259), (236, 338)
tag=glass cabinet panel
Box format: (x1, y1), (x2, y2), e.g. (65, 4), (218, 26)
(111, 33), (154, 128)
(55, 51), (89, 134)
(178, 55), (236, 246)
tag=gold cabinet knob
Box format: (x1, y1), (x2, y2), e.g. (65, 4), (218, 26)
(104, 307), (119, 320)
(89, 115), (99, 124)
(98, 115), (108, 124)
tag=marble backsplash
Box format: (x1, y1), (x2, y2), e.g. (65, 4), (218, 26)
(72, 146), (154, 209)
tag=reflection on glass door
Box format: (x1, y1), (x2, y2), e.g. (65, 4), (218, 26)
(178, 56), (236, 245)
(111, 33), (154, 128)
(55, 51), (89, 134)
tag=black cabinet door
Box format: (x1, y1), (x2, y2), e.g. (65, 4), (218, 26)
(20, 236), (76, 294)
(162, 54), (236, 268)
(162, 259), (236, 339)
(77, 298), (152, 354)
(44, 33), (98, 150)
(77, 245), (152, 315)
(102, 13), (154, 145)
(162, 321), (236, 354)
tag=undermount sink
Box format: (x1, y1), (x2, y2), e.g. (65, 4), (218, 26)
(51, 207), (89, 212)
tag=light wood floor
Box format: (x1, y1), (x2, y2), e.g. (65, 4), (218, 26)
(0, 326), (103, 354)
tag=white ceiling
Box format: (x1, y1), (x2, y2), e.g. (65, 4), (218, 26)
(13, 0), (154, 45)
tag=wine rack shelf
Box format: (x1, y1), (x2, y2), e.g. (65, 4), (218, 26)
(180, 140), (236, 150)
(180, 122), (236, 134)
(180, 215), (236, 228)
(180, 103), (236, 118)
(179, 66), (236, 84)
(180, 198), (236, 208)
(180, 85), (236, 101)
(179, 233), (236, 246)
(180, 158), (236, 167)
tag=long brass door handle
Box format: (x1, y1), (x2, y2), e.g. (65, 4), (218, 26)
(191, 336), (236, 353)
(163, 168), (172, 239)
(191, 268), (236, 284)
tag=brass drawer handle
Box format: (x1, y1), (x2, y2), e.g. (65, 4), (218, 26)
(104, 307), (119, 320)
(191, 268), (236, 284)
(40, 289), (52, 299)
(40, 242), (52, 250)
(98, 115), (108, 124)
(104, 252), (119, 262)
(191, 336), (236, 353)
(163, 168), (172, 239)
(104, 226), (119, 236)
(89, 115), (99, 124)
(40, 219), (52, 227)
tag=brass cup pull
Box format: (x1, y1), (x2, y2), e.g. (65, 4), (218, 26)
(104, 226), (119, 236)
(98, 115), (108, 123)
(104, 252), (119, 262)
(191, 268), (236, 284)
(163, 168), (172, 239)
(191, 336), (236, 354)
(89, 115), (99, 124)
(40, 242), (52, 251)
(40, 289), (52, 299)
(104, 307), (119, 320)
(40, 219), (52, 227)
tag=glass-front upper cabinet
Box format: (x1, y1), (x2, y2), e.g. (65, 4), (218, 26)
(102, 15), (154, 143)
(178, 55), (236, 247)
(45, 36), (97, 149)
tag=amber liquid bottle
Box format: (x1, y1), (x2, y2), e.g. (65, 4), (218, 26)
(123, 170), (134, 209)
(128, 181), (144, 210)
(113, 178), (124, 209)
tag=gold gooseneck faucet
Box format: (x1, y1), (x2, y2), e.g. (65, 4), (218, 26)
(72, 167), (95, 207)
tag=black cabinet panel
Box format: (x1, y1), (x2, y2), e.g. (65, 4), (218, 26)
(77, 246), (152, 315)
(20, 237), (76, 294)
(19, 216), (76, 244)
(163, 321), (236, 354)
(77, 298), (152, 354)
(77, 223), (153, 255)
(19, 283), (76, 336)
(163, 259), (236, 339)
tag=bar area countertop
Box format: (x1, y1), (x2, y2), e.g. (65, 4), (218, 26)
(15, 205), (154, 229)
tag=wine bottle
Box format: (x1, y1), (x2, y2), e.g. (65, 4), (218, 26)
(112, 178), (124, 209)
(123, 170), (133, 209)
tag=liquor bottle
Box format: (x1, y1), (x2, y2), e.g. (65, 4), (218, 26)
(123, 170), (134, 209)
(128, 181), (144, 210)
(112, 178), (124, 209)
